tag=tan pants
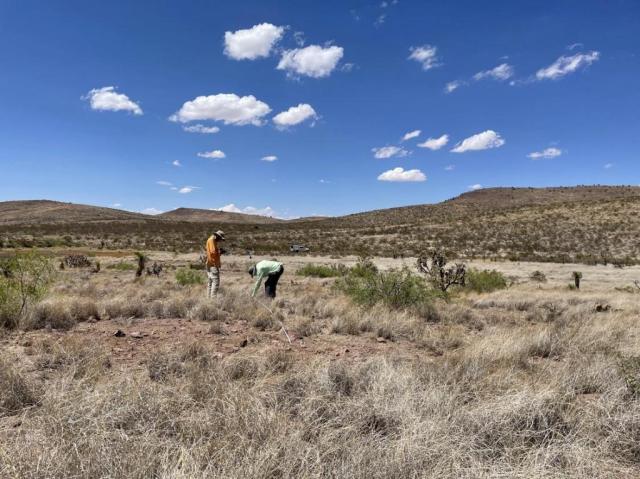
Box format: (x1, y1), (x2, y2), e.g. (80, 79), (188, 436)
(207, 266), (220, 297)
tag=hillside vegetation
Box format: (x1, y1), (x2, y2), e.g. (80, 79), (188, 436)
(2, 186), (640, 264)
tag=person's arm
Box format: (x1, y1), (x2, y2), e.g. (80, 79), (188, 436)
(251, 270), (265, 297)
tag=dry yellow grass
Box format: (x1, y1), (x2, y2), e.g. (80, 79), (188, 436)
(1, 255), (640, 478)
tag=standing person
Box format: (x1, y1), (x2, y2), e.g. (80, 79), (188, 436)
(205, 230), (225, 297)
(248, 259), (284, 298)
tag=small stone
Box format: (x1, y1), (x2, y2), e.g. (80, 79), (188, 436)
(376, 337), (387, 343)
(130, 331), (144, 339)
(114, 329), (126, 337)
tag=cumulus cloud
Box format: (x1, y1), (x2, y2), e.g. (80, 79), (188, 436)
(156, 180), (172, 186)
(141, 208), (163, 215)
(216, 203), (277, 217)
(170, 93), (271, 125)
(111, 203), (122, 208)
(536, 51), (600, 80)
(378, 167), (426, 182)
(444, 80), (464, 93)
(418, 134), (449, 151)
(277, 45), (344, 78)
(469, 184), (482, 190)
(473, 63), (514, 81)
(451, 130), (505, 153)
(197, 150), (226, 159)
(183, 124), (220, 134)
(172, 160), (182, 167)
(83, 86), (142, 115)
(261, 155), (278, 162)
(224, 23), (284, 60)
(527, 147), (562, 159)
(408, 45), (440, 70)
(372, 145), (409, 159)
(402, 129), (421, 141)
(178, 186), (199, 194)
(272, 103), (317, 127)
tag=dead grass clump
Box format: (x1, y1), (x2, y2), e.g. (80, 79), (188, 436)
(34, 337), (111, 380)
(292, 316), (323, 337)
(264, 349), (295, 374)
(68, 297), (100, 321)
(0, 359), (40, 416)
(223, 356), (260, 381)
(102, 298), (146, 319)
(23, 300), (75, 330)
(188, 301), (228, 322)
(147, 352), (184, 382)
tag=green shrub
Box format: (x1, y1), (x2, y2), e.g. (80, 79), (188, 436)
(175, 268), (205, 286)
(106, 261), (136, 271)
(297, 263), (347, 278)
(0, 252), (55, 329)
(336, 265), (435, 311)
(529, 270), (547, 282)
(465, 269), (508, 293)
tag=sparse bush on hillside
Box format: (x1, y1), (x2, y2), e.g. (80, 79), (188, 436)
(297, 263), (347, 278)
(465, 269), (508, 293)
(175, 268), (205, 286)
(106, 261), (136, 271)
(573, 271), (583, 289)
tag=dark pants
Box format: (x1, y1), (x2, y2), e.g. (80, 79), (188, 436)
(264, 266), (284, 298)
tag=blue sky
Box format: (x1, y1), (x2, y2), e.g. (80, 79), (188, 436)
(1, 0), (638, 218)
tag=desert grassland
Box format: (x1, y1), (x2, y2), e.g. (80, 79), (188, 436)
(1, 254), (640, 478)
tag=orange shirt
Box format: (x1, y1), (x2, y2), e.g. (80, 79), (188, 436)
(206, 236), (221, 268)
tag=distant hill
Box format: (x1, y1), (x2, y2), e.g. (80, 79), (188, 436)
(158, 207), (283, 224)
(0, 200), (148, 225)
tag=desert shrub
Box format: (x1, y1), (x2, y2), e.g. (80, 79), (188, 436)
(465, 269), (508, 293)
(189, 302), (227, 322)
(297, 263), (346, 278)
(530, 270), (547, 282)
(25, 301), (75, 330)
(0, 252), (55, 329)
(0, 360), (39, 416)
(336, 266), (434, 311)
(175, 268), (205, 286)
(106, 261), (136, 271)
(417, 250), (466, 292)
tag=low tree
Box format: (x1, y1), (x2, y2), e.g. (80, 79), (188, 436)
(417, 249), (466, 292)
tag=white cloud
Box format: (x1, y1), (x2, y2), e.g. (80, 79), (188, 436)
(198, 150), (226, 159)
(372, 145), (409, 159)
(178, 186), (199, 194)
(170, 93), (271, 125)
(172, 160), (182, 167)
(469, 184), (482, 190)
(111, 203), (122, 208)
(216, 203), (277, 217)
(141, 208), (163, 215)
(445, 80), (464, 93)
(273, 103), (317, 127)
(444, 165), (455, 171)
(473, 63), (514, 81)
(451, 130), (505, 153)
(402, 129), (421, 141)
(418, 134), (449, 151)
(408, 45), (440, 70)
(156, 180), (172, 186)
(567, 43), (584, 51)
(604, 163), (613, 169)
(319, 179), (331, 184)
(83, 86), (142, 115)
(224, 23), (284, 60)
(277, 45), (344, 78)
(261, 155), (278, 162)
(535, 51), (600, 80)
(183, 124), (220, 134)
(527, 147), (562, 160)
(378, 167), (426, 182)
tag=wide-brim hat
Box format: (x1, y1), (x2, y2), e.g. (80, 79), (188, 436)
(214, 230), (226, 240)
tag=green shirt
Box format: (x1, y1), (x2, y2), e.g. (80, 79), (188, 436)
(251, 260), (283, 296)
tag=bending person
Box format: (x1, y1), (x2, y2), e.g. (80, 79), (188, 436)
(249, 259), (284, 298)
